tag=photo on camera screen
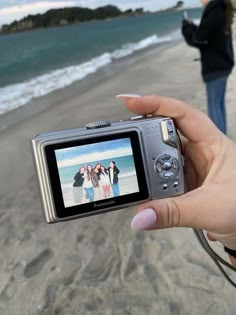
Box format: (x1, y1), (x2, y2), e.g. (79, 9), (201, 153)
(55, 138), (140, 208)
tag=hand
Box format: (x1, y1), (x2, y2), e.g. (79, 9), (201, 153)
(117, 94), (236, 264)
(185, 19), (193, 24)
(184, 18), (193, 24)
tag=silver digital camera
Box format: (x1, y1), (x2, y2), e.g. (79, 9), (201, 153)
(31, 116), (185, 223)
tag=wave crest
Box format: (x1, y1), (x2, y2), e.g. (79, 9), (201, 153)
(0, 30), (180, 115)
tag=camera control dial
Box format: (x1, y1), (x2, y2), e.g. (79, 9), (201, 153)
(154, 155), (179, 179)
(86, 121), (111, 130)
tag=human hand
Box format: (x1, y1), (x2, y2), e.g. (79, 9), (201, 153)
(117, 94), (236, 263)
(183, 18), (193, 25)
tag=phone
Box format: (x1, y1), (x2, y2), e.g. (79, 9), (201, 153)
(183, 11), (188, 20)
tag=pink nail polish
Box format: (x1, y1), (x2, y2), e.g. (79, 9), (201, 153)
(116, 94), (142, 99)
(131, 208), (157, 231)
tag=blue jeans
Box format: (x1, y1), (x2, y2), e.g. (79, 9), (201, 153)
(112, 183), (120, 197)
(206, 76), (228, 134)
(84, 187), (94, 202)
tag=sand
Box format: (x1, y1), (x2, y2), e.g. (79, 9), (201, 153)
(62, 175), (139, 208)
(0, 33), (236, 314)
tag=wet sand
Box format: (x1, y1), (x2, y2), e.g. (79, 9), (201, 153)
(62, 175), (139, 208)
(0, 33), (236, 314)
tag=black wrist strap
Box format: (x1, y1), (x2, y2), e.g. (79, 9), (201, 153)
(224, 246), (236, 258)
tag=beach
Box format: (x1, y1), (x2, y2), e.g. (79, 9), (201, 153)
(62, 175), (139, 208)
(0, 33), (236, 315)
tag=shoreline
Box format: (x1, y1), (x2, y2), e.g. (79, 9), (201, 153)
(62, 175), (139, 208)
(0, 6), (189, 37)
(0, 39), (179, 131)
(0, 13), (149, 37)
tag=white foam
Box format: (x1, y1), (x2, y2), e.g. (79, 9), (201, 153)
(111, 34), (172, 59)
(0, 30), (180, 116)
(0, 53), (112, 115)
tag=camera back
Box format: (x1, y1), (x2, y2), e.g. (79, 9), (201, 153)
(31, 116), (185, 223)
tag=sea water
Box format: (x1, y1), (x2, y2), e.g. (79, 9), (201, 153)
(0, 9), (202, 115)
(58, 155), (136, 186)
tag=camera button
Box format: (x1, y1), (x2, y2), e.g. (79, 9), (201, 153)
(164, 171), (175, 178)
(163, 161), (172, 171)
(155, 162), (162, 173)
(162, 184), (168, 191)
(167, 120), (174, 135)
(172, 159), (179, 170)
(86, 121), (111, 129)
(130, 115), (144, 120)
(161, 154), (171, 161)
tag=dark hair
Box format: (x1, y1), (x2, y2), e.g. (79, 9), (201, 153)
(79, 166), (85, 173)
(101, 165), (107, 173)
(86, 164), (93, 181)
(225, 0), (235, 33)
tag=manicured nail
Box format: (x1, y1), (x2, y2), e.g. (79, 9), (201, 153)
(116, 94), (142, 99)
(131, 208), (157, 231)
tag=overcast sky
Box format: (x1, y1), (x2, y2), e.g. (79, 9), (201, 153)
(0, 0), (201, 25)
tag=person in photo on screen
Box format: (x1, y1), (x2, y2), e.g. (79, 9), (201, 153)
(83, 165), (95, 202)
(93, 163), (102, 200)
(100, 165), (111, 198)
(108, 161), (120, 197)
(73, 166), (85, 204)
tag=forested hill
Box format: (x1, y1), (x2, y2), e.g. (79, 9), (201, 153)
(0, 5), (145, 34)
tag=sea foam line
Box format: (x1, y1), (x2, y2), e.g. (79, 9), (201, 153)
(0, 31), (179, 116)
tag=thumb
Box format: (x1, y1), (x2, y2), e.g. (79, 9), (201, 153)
(131, 186), (222, 231)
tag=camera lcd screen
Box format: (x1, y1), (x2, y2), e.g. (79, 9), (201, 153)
(45, 132), (149, 219)
(55, 138), (139, 208)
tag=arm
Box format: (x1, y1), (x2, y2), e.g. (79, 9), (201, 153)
(182, 22), (200, 48)
(74, 172), (80, 181)
(115, 166), (120, 175)
(182, 7), (224, 48)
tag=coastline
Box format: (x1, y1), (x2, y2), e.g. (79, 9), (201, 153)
(0, 39), (178, 131)
(0, 33), (236, 314)
(0, 13), (148, 36)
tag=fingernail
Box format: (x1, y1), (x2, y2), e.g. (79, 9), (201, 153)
(116, 94), (142, 100)
(131, 208), (157, 231)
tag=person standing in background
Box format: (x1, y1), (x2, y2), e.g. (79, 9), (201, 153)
(182, 0), (235, 134)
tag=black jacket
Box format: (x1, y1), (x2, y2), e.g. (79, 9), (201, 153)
(182, 0), (234, 82)
(73, 172), (84, 187)
(108, 166), (120, 184)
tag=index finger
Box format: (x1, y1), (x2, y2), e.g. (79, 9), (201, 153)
(117, 94), (222, 143)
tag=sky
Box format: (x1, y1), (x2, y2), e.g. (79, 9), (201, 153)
(0, 0), (201, 26)
(55, 138), (133, 168)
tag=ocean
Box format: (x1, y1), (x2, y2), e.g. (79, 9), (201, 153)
(58, 155), (136, 185)
(0, 8), (202, 116)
